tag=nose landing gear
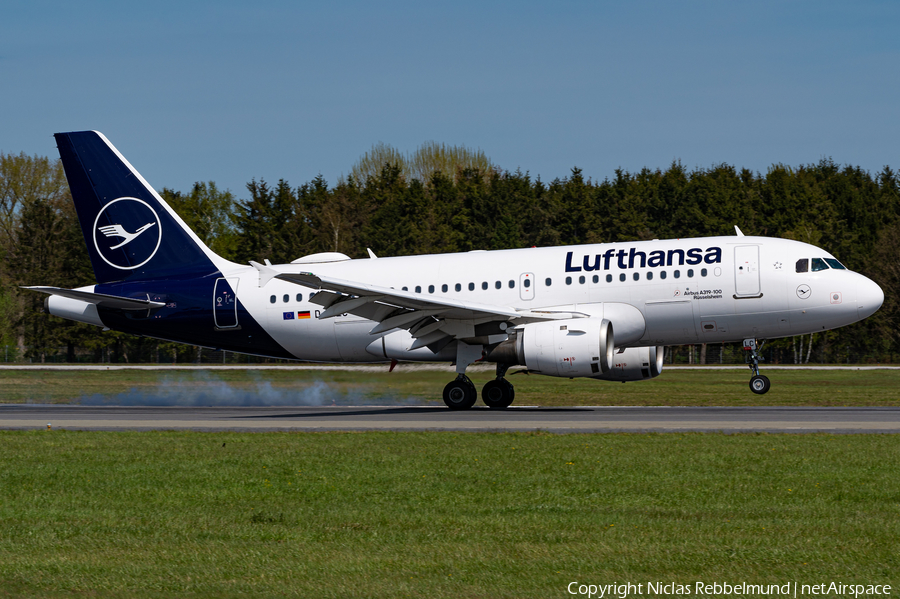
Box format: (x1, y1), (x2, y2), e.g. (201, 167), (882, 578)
(743, 338), (771, 394)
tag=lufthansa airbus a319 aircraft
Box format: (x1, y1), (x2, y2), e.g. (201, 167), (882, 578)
(26, 131), (885, 409)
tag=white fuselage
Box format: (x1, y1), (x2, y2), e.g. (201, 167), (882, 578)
(213, 235), (883, 363)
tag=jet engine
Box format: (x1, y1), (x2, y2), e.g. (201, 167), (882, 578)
(593, 345), (664, 382)
(487, 317), (615, 377)
(485, 303), (660, 381)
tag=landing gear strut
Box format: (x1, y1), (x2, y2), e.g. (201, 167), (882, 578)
(743, 338), (771, 395)
(482, 363), (515, 409)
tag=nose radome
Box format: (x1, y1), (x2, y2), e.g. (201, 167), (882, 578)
(857, 276), (884, 321)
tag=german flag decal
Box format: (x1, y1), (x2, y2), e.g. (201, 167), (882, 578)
(297, 311), (311, 319)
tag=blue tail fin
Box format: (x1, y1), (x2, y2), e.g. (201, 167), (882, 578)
(54, 131), (223, 284)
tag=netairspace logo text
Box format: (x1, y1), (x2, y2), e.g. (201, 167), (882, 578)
(566, 581), (892, 598)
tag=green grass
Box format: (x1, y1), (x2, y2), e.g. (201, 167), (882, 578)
(0, 431), (897, 597)
(1, 367), (899, 406)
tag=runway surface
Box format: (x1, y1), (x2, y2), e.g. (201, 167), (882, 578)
(2, 405), (900, 433)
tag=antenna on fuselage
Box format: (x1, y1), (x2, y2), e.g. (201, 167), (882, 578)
(734, 225), (745, 237)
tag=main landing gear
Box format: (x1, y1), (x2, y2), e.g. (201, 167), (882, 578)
(743, 338), (771, 395)
(441, 369), (516, 409)
(481, 364), (515, 409)
(441, 342), (515, 410)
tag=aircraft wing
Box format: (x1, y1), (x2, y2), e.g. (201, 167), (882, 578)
(22, 286), (166, 311)
(274, 271), (585, 349)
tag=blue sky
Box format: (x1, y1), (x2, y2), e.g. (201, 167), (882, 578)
(2, 1), (898, 198)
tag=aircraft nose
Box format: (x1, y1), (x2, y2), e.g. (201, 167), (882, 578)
(857, 276), (884, 321)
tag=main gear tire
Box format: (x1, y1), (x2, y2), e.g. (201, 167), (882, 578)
(482, 379), (515, 409)
(443, 377), (477, 409)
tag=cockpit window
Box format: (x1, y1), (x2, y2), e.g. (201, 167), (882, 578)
(824, 258), (846, 270)
(795, 259), (808, 273)
(811, 258), (829, 272)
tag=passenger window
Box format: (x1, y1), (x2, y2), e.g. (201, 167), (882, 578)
(455, 283), (461, 292)
(660, 271), (667, 280)
(811, 258), (829, 272)
(606, 274), (612, 283)
(402, 287), (408, 291)
(565, 276), (572, 285)
(700, 268), (707, 277)
(468, 282), (475, 291)
(545, 278), (552, 286)
(508, 280), (515, 288)
(633, 272), (639, 281)
(428, 285), (435, 293)
(296, 293), (303, 302)
(495, 281), (502, 289)
(687, 269), (694, 277)
(482, 282), (488, 290)
(796, 259), (809, 273)
(619, 273), (626, 282)
(441, 284), (448, 292)
(824, 258), (846, 270)
(674, 270), (681, 279)
(647, 272), (653, 280)
(269, 295), (276, 304)
(524, 278), (531, 288)
(578, 276), (585, 284)
(592, 275), (599, 283)
(415, 286), (421, 293)
(283, 294), (289, 303)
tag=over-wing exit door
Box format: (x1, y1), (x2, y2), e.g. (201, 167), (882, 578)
(519, 272), (534, 300)
(214, 278), (239, 328)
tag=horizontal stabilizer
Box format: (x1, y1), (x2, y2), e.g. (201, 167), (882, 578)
(22, 286), (165, 311)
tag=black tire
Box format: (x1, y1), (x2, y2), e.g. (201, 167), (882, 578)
(749, 374), (771, 395)
(443, 378), (477, 409)
(482, 379), (515, 409)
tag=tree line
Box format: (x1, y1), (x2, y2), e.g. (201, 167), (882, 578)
(1, 144), (898, 363)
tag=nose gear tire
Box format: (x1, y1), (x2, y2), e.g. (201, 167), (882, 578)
(749, 375), (771, 395)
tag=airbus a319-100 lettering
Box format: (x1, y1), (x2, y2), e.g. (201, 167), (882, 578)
(25, 131), (885, 409)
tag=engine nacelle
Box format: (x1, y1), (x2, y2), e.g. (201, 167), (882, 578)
(593, 345), (664, 382)
(45, 295), (105, 327)
(503, 317), (616, 377)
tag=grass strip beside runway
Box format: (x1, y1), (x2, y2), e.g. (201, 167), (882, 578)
(0, 431), (897, 598)
(0, 368), (899, 406)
